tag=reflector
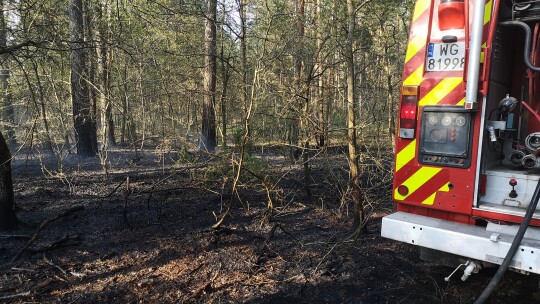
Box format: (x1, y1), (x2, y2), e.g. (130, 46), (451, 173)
(397, 185), (409, 196)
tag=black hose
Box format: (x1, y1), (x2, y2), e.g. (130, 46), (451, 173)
(474, 178), (540, 304)
(499, 21), (540, 72)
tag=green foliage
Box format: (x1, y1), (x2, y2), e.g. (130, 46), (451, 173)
(242, 153), (270, 179)
(177, 146), (195, 164)
(231, 127), (244, 147)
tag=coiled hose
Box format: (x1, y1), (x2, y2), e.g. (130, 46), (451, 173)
(475, 178), (540, 304)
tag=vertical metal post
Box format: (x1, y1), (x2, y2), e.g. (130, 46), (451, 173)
(465, 0), (486, 110)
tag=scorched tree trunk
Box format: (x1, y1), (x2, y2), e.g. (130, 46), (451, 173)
(0, 130), (16, 231)
(69, 0), (98, 156)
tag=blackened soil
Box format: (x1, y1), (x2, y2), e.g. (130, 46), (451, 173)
(0, 146), (538, 303)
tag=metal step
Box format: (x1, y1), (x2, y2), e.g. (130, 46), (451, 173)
(381, 212), (540, 274)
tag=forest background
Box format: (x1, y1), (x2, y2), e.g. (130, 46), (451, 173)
(0, 0), (413, 231)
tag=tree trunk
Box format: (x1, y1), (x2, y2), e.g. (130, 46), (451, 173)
(219, 1), (229, 149)
(219, 59), (229, 149)
(0, 130), (16, 231)
(120, 60), (128, 145)
(200, 0), (217, 153)
(32, 61), (54, 152)
(0, 0), (15, 147)
(290, 0), (305, 160)
(346, 0), (366, 234)
(69, 0), (98, 156)
(316, 0), (325, 148)
(97, 1), (115, 147)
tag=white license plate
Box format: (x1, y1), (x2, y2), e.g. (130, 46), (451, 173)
(426, 42), (465, 72)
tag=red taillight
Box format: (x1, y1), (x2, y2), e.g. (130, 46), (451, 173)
(399, 86), (418, 139)
(400, 96), (417, 128)
(438, 0), (465, 31)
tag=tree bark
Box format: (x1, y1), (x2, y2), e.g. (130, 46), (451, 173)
(199, 0), (217, 153)
(101, 1), (115, 146)
(289, 0), (305, 160)
(120, 59), (128, 145)
(346, 0), (366, 234)
(32, 61), (54, 152)
(219, 1), (229, 149)
(0, 0), (16, 147)
(316, 0), (325, 148)
(0, 130), (16, 231)
(69, 0), (98, 156)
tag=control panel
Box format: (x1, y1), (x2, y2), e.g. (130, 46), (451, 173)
(418, 106), (473, 168)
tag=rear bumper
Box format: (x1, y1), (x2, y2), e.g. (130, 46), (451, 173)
(381, 212), (540, 274)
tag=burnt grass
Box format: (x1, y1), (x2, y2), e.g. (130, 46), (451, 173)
(0, 144), (539, 303)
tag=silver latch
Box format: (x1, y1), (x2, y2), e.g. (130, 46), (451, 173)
(490, 233), (501, 243)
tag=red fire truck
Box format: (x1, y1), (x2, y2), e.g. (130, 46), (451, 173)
(381, 0), (540, 288)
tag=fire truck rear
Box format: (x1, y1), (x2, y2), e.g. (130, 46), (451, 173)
(381, 0), (540, 282)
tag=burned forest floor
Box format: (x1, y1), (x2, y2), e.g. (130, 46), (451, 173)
(1, 143), (540, 304)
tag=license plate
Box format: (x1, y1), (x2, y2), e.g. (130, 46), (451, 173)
(426, 42), (465, 72)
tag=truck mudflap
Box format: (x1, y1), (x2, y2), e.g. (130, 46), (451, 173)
(381, 212), (540, 274)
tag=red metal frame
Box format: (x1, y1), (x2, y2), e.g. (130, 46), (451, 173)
(393, 0), (540, 227)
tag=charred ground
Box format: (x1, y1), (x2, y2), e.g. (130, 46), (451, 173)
(0, 145), (538, 303)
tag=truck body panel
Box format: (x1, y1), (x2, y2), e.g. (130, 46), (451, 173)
(382, 0), (540, 274)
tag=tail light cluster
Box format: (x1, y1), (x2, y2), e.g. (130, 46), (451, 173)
(399, 86), (419, 139)
(438, 0), (465, 31)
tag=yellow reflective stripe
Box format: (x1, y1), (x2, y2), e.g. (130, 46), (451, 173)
(394, 167), (442, 200)
(484, 0), (492, 25)
(413, 0), (430, 22)
(456, 97), (466, 106)
(405, 0), (430, 64)
(404, 65), (424, 86)
(421, 192), (437, 205)
(418, 77), (462, 106)
(480, 42), (487, 63)
(421, 182), (450, 205)
(405, 35), (427, 63)
(396, 139), (416, 172)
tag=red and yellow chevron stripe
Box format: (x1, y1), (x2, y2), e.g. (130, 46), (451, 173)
(394, 0), (493, 209)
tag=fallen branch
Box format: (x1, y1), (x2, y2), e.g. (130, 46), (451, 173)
(44, 256), (68, 278)
(99, 178), (125, 200)
(211, 206), (230, 230)
(187, 263), (205, 276)
(265, 222), (299, 244)
(11, 267), (35, 272)
(11, 206), (84, 264)
(0, 234), (31, 240)
(188, 282), (211, 300)
(188, 268), (220, 300)
(0, 291), (31, 301)
(27, 233), (80, 253)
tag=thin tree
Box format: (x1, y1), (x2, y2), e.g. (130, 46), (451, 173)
(200, 0), (217, 153)
(95, 0), (115, 147)
(69, 0), (98, 156)
(218, 0), (230, 149)
(346, 0), (367, 234)
(316, 0), (325, 147)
